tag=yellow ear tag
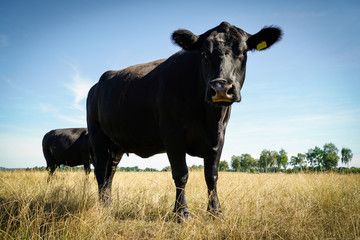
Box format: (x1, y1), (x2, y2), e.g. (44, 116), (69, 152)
(256, 41), (267, 50)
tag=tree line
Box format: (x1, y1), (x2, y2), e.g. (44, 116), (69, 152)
(16, 142), (357, 173)
(24, 166), (159, 172)
(218, 142), (358, 173)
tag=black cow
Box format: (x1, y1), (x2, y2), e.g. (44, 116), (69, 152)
(42, 128), (93, 176)
(87, 22), (282, 220)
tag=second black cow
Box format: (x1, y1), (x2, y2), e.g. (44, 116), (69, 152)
(87, 22), (282, 220)
(42, 128), (93, 176)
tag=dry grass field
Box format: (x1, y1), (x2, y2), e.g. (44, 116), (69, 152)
(0, 170), (359, 239)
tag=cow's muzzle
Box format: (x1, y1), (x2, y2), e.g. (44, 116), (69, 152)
(210, 79), (235, 103)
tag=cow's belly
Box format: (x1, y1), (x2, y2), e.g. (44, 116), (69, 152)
(185, 141), (218, 159)
(122, 139), (166, 158)
(103, 123), (165, 158)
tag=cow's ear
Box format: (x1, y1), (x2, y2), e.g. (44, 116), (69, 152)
(172, 29), (201, 51)
(246, 27), (282, 51)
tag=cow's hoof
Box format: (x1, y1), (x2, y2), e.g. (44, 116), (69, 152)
(174, 209), (190, 223)
(208, 209), (223, 219)
(99, 195), (112, 208)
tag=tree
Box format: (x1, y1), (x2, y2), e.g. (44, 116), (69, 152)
(252, 159), (259, 172)
(189, 165), (204, 171)
(306, 148), (315, 168)
(144, 167), (158, 172)
(162, 166), (171, 172)
(313, 146), (324, 168)
(240, 154), (254, 172)
(322, 143), (339, 170)
(270, 150), (279, 170)
(341, 147), (353, 169)
(259, 150), (273, 172)
(306, 146), (323, 168)
(231, 156), (241, 172)
(219, 160), (229, 172)
(277, 149), (288, 171)
(290, 153), (306, 172)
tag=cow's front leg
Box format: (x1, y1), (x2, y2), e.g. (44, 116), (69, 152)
(166, 145), (189, 222)
(173, 170), (189, 221)
(204, 157), (223, 216)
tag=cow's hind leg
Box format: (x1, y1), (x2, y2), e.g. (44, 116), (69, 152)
(43, 147), (56, 181)
(98, 152), (121, 205)
(88, 125), (121, 205)
(84, 161), (91, 175)
(49, 165), (56, 176)
(46, 165), (56, 182)
(88, 125), (112, 204)
(103, 151), (122, 202)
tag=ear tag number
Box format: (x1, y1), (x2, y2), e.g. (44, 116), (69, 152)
(256, 41), (267, 50)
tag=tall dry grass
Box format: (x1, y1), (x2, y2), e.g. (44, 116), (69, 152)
(0, 170), (359, 239)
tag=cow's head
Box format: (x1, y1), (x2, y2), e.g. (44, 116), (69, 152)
(172, 22), (282, 106)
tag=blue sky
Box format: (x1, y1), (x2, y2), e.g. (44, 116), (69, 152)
(1, 0), (359, 169)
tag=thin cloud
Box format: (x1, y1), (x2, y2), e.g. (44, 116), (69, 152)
(39, 103), (86, 125)
(2, 76), (33, 94)
(63, 60), (93, 112)
(36, 60), (94, 126)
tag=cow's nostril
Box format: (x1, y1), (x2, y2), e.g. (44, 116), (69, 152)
(227, 85), (235, 96)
